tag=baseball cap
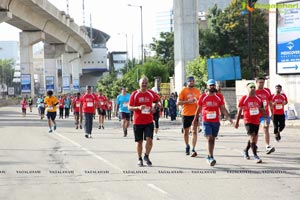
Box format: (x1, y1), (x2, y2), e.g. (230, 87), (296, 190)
(187, 76), (195, 82)
(207, 79), (216, 86)
(247, 82), (256, 88)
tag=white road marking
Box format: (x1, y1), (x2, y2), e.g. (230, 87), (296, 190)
(54, 132), (123, 172)
(147, 184), (169, 195)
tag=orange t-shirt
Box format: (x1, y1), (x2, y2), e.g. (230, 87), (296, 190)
(178, 87), (201, 116)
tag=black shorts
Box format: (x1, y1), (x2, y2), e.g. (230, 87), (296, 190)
(47, 112), (57, 121)
(133, 123), (154, 142)
(74, 112), (80, 116)
(182, 116), (195, 129)
(245, 123), (259, 136)
(120, 112), (130, 121)
(22, 108), (26, 113)
(97, 108), (106, 116)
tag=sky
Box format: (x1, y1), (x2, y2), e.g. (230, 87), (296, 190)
(0, 0), (173, 59)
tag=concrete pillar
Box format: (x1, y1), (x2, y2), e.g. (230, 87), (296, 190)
(61, 52), (80, 93)
(44, 44), (65, 94)
(173, 0), (199, 93)
(71, 57), (81, 92)
(20, 31), (45, 97)
(0, 11), (12, 23)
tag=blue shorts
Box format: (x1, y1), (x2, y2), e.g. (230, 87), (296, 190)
(259, 116), (271, 125)
(202, 122), (220, 137)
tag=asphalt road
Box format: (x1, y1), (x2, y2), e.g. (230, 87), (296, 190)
(0, 105), (299, 200)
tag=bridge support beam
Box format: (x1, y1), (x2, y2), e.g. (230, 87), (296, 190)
(61, 52), (81, 93)
(20, 31), (45, 97)
(173, 0), (199, 92)
(0, 11), (12, 23)
(44, 44), (65, 94)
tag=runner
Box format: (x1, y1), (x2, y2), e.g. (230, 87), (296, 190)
(255, 77), (275, 154)
(177, 76), (201, 157)
(128, 77), (159, 166)
(192, 79), (233, 166)
(44, 90), (59, 133)
(58, 94), (65, 119)
(98, 89), (108, 129)
(116, 87), (131, 137)
(80, 86), (96, 138)
(21, 97), (27, 117)
(235, 82), (266, 163)
(28, 96), (33, 112)
(37, 95), (45, 119)
(152, 87), (162, 140)
(64, 95), (72, 118)
(271, 84), (288, 141)
(72, 92), (82, 129)
(107, 98), (113, 120)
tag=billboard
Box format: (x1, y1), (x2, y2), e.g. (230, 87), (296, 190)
(63, 76), (70, 91)
(45, 76), (54, 91)
(277, 1), (300, 74)
(21, 74), (31, 93)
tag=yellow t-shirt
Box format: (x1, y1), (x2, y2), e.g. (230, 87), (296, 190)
(178, 87), (201, 116)
(44, 96), (59, 112)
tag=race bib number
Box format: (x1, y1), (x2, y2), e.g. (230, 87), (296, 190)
(87, 102), (94, 107)
(76, 103), (80, 107)
(48, 106), (53, 110)
(250, 108), (259, 115)
(206, 111), (217, 119)
(123, 103), (128, 107)
(275, 104), (283, 109)
(141, 106), (151, 114)
(100, 102), (104, 105)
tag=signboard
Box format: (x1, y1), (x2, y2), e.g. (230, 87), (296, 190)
(73, 79), (79, 91)
(21, 74), (31, 93)
(207, 56), (241, 81)
(277, 1), (300, 74)
(8, 87), (14, 95)
(45, 76), (54, 91)
(63, 76), (70, 91)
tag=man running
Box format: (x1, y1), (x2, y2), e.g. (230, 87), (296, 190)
(271, 84), (288, 141)
(44, 90), (59, 133)
(72, 92), (82, 129)
(255, 77), (275, 154)
(128, 77), (159, 166)
(80, 86), (96, 138)
(193, 79), (232, 166)
(116, 87), (131, 137)
(235, 82), (266, 163)
(177, 76), (201, 157)
(98, 89), (108, 129)
(37, 95), (45, 119)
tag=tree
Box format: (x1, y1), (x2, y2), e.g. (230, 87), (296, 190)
(186, 56), (208, 92)
(150, 32), (174, 76)
(200, 0), (269, 79)
(0, 59), (15, 87)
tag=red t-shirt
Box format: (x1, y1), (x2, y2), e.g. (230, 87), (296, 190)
(107, 101), (113, 110)
(198, 93), (224, 123)
(255, 88), (271, 116)
(59, 98), (65, 108)
(271, 93), (288, 115)
(80, 94), (96, 113)
(72, 97), (81, 113)
(238, 95), (263, 125)
(129, 89), (158, 124)
(98, 95), (108, 110)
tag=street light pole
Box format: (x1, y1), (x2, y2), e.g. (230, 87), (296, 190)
(128, 4), (144, 64)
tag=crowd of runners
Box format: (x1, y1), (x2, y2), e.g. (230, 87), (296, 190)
(19, 76), (288, 167)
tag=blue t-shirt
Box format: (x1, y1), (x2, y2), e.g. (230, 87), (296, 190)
(116, 93), (131, 113)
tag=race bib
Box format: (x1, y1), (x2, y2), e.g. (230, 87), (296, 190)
(76, 102), (80, 107)
(250, 108), (259, 115)
(48, 106), (53, 110)
(100, 102), (104, 105)
(141, 106), (151, 114)
(87, 102), (94, 107)
(275, 104), (283, 109)
(123, 102), (128, 107)
(206, 111), (217, 119)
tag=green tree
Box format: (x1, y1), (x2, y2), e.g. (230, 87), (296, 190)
(150, 32), (174, 76)
(186, 56), (208, 92)
(0, 59), (15, 87)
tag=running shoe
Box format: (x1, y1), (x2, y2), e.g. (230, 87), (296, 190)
(243, 150), (250, 160)
(53, 125), (56, 131)
(206, 156), (216, 166)
(137, 158), (143, 167)
(48, 129), (53, 133)
(80, 125), (82, 129)
(143, 155), (152, 166)
(266, 146), (275, 154)
(191, 150), (197, 157)
(124, 129), (128, 137)
(185, 145), (190, 155)
(102, 125), (104, 129)
(85, 134), (89, 138)
(275, 132), (281, 142)
(98, 125), (101, 129)
(89, 134), (92, 138)
(254, 155), (262, 163)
